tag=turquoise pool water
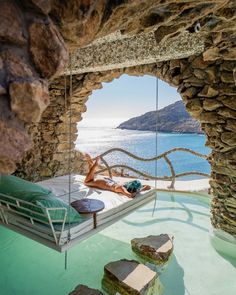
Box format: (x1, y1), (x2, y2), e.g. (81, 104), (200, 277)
(1, 192), (236, 295)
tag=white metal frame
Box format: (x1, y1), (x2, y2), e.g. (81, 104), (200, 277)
(0, 190), (156, 252)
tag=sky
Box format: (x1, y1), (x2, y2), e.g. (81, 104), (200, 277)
(79, 74), (181, 127)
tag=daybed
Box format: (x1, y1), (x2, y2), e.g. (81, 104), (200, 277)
(0, 175), (156, 252)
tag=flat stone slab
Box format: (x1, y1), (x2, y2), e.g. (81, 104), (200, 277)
(131, 234), (174, 265)
(102, 259), (159, 295)
(69, 284), (104, 295)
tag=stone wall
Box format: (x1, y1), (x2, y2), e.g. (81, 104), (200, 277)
(0, 0), (68, 174)
(16, 41), (236, 236)
(15, 76), (87, 181)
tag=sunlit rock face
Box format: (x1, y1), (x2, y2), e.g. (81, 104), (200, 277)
(1, 0), (236, 236)
(0, 0), (68, 174)
(51, 0), (229, 49)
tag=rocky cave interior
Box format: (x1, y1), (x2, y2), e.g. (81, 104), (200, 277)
(0, 0), (236, 237)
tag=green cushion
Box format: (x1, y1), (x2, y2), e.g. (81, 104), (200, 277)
(0, 175), (81, 224)
(0, 175), (52, 200)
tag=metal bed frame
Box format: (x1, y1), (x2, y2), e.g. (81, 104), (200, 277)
(0, 147), (209, 252)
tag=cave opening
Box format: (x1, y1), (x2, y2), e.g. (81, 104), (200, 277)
(75, 73), (210, 181)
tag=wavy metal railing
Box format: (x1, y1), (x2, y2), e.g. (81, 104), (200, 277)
(94, 147), (210, 189)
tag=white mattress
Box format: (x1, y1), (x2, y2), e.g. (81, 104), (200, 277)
(37, 175), (154, 213)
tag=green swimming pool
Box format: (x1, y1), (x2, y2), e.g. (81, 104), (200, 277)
(1, 192), (236, 295)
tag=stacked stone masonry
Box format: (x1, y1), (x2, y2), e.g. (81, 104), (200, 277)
(16, 48), (236, 237)
(0, 0), (235, 238)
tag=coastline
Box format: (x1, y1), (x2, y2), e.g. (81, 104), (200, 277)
(116, 127), (204, 135)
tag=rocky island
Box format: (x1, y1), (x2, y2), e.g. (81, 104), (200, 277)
(117, 100), (202, 134)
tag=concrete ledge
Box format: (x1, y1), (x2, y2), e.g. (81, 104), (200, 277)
(210, 228), (236, 259)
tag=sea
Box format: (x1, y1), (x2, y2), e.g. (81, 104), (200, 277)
(75, 127), (211, 180)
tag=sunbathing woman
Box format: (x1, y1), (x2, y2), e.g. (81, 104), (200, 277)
(84, 155), (151, 198)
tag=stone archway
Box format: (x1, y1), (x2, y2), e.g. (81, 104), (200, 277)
(16, 48), (236, 237)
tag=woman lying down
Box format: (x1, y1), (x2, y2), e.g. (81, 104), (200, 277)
(84, 155), (151, 198)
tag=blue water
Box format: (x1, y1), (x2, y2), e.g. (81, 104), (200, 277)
(76, 127), (211, 180)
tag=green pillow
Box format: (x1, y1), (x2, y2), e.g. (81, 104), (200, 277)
(0, 175), (81, 224)
(0, 175), (52, 200)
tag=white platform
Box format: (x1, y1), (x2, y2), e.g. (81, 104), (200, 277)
(37, 174), (210, 200)
(0, 175), (157, 252)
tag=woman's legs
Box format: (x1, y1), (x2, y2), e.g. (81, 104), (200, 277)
(84, 156), (134, 198)
(84, 153), (94, 169)
(84, 157), (99, 183)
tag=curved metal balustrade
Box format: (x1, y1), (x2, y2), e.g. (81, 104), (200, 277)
(94, 147), (210, 189)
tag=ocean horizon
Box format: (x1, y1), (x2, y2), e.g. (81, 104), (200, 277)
(76, 126), (211, 180)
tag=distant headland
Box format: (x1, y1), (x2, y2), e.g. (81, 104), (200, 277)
(117, 100), (202, 134)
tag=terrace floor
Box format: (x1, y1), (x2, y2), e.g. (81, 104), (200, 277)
(1, 190), (236, 295)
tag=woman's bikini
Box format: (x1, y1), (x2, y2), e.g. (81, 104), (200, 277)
(103, 177), (118, 187)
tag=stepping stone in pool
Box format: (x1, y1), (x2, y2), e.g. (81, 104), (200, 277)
(69, 284), (104, 295)
(131, 234), (174, 266)
(102, 259), (162, 295)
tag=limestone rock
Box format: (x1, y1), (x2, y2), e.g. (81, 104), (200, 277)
(221, 71), (235, 83)
(0, 1), (25, 45)
(205, 67), (218, 84)
(3, 50), (34, 79)
(218, 96), (236, 111)
(169, 59), (180, 70)
(102, 259), (158, 295)
(221, 132), (236, 147)
(193, 69), (207, 80)
(131, 234), (174, 265)
(221, 61), (236, 72)
(39, 167), (52, 178)
(218, 108), (236, 119)
(200, 112), (224, 124)
(185, 99), (202, 118)
(203, 48), (221, 61)
(9, 80), (49, 123)
(51, 0), (105, 47)
(223, 47), (236, 61)
(219, 86), (236, 96)
(180, 87), (199, 99)
(225, 119), (236, 132)
(29, 20), (68, 78)
(0, 96), (31, 174)
(191, 55), (208, 69)
(69, 284), (103, 295)
(203, 99), (222, 111)
(183, 77), (203, 87)
(198, 85), (219, 97)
